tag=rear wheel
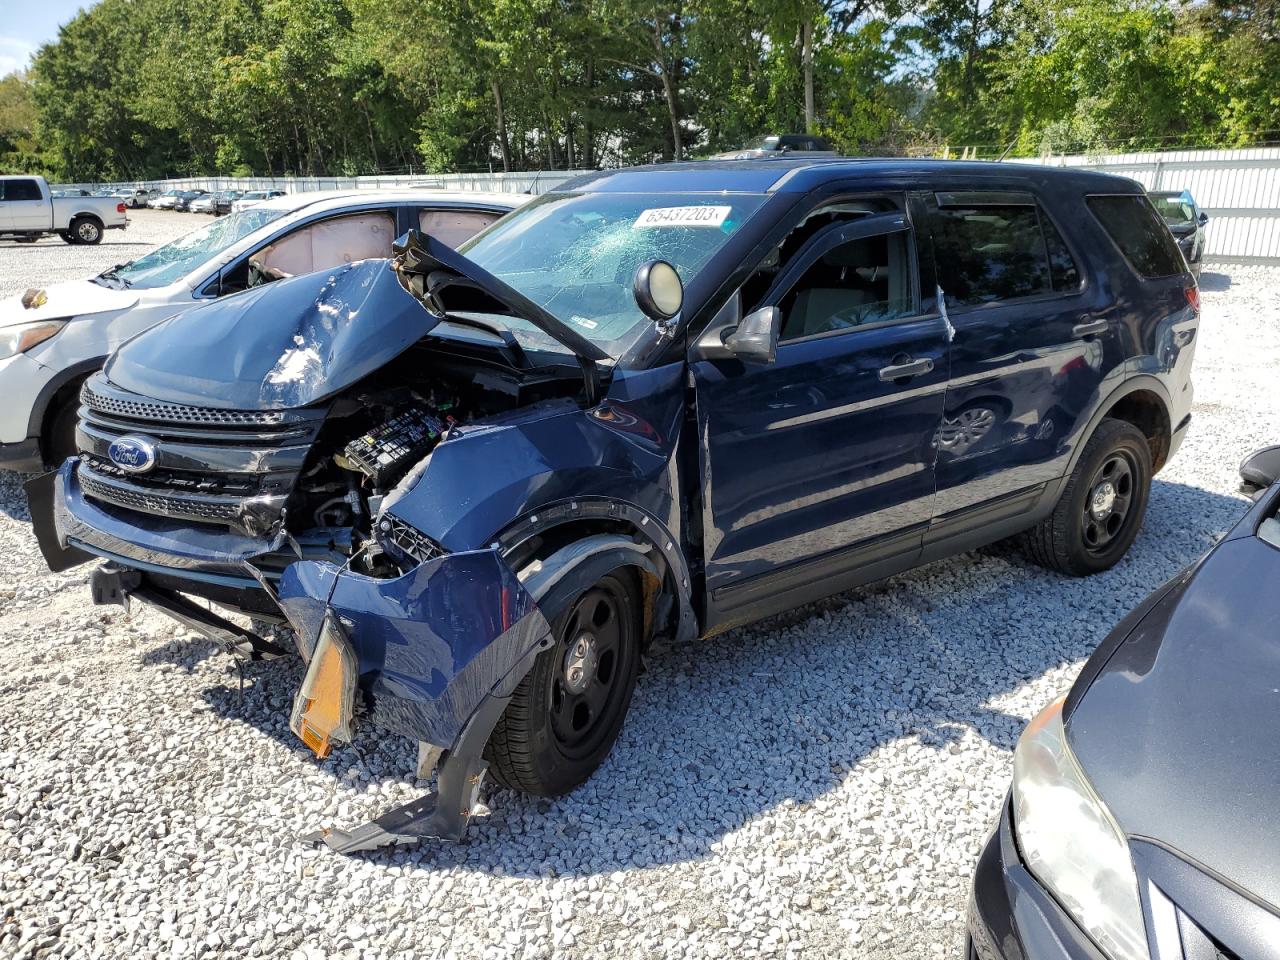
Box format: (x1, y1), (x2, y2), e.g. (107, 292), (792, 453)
(1022, 418), (1152, 576)
(485, 569), (642, 796)
(71, 217), (103, 245)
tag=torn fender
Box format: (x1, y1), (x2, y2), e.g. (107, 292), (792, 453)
(277, 547), (552, 749)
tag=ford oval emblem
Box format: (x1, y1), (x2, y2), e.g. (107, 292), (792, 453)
(107, 435), (158, 474)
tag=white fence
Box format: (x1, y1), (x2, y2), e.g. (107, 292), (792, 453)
(1016, 148), (1280, 265)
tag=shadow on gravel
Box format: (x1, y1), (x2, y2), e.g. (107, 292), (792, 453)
(112, 477), (1254, 874)
(1198, 271), (1232, 293)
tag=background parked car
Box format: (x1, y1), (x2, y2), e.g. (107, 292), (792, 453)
(188, 193), (219, 214)
(1149, 189), (1208, 276)
(148, 189), (181, 210)
(213, 190), (244, 216)
(118, 188), (156, 208)
(968, 445), (1280, 960)
(172, 189), (208, 212)
(0, 175), (128, 245)
(50, 188), (93, 198)
(0, 189), (522, 471)
(231, 189), (286, 213)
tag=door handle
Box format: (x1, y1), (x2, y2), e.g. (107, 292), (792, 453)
(1072, 319), (1109, 339)
(878, 357), (934, 382)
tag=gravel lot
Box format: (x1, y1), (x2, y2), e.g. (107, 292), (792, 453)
(1, 214), (1277, 960)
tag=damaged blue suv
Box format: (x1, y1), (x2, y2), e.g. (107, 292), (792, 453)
(31, 160), (1199, 852)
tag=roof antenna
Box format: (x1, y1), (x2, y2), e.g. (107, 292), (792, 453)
(996, 140), (1017, 162)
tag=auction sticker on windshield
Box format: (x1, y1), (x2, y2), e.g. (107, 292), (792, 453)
(633, 206), (732, 229)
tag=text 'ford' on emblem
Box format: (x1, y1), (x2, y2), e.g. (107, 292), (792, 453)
(107, 435), (158, 474)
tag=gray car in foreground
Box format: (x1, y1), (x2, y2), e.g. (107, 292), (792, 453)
(968, 445), (1280, 960)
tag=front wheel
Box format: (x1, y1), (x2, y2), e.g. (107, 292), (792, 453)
(485, 569), (643, 796)
(1022, 418), (1153, 576)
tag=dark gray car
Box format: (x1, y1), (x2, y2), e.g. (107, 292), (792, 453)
(968, 445), (1280, 960)
(1150, 190), (1209, 277)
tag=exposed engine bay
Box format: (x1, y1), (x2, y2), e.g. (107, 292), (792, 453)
(289, 344), (583, 578)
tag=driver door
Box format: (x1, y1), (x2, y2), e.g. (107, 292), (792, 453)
(692, 211), (951, 629)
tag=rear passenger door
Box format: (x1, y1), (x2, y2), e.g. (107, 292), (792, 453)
(922, 189), (1115, 532)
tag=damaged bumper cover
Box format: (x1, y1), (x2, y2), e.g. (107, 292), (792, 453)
(277, 548), (554, 852)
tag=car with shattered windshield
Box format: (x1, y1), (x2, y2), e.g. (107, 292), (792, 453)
(0, 189), (523, 472)
(31, 159), (1199, 852)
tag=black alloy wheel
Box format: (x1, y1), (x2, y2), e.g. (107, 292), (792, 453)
(485, 569), (642, 797)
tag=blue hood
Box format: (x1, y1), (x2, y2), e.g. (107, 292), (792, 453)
(105, 259), (436, 410)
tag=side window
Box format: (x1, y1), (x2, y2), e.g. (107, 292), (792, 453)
(4, 179), (42, 202)
(419, 208), (502, 248)
(741, 197), (902, 313)
(930, 200), (1081, 307)
(1086, 195), (1184, 278)
(249, 211), (396, 281)
(778, 230), (915, 341)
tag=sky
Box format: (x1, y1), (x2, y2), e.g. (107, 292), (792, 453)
(0, 1), (95, 75)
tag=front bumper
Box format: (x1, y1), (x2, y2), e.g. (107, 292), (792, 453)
(278, 552), (552, 749)
(968, 798), (1109, 960)
(50, 459), (285, 590)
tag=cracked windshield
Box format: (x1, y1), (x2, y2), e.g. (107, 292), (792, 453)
(457, 192), (768, 358)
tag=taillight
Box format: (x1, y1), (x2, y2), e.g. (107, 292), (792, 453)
(116, 202), (126, 213)
(1185, 284), (1200, 313)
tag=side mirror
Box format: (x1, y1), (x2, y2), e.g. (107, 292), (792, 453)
(1198, 212), (1209, 225)
(1240, 445), (1280, 499)
(633, 260), (684, 323)
(695, 306), (781, 364)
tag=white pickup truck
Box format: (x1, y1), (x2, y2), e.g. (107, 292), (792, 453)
(1, 175), (129, 245)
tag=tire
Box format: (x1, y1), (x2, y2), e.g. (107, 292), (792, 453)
(70, 217), (103, 245)
(485, 569), (643, 796)
(1021, 418), (1153, 576)
(58, 231), (75, 244)
(44, 395), (82, 467)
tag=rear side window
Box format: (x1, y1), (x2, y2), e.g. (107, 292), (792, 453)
(1086, 195), (1185, 278)
(930, 200), (1082, 308)
(2, 179), (42, 202)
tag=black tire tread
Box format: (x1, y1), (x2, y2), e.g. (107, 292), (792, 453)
(485, 569), (641, 796)
(1020, 418), (1151, 576)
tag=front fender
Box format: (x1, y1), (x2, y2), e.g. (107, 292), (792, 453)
(278, 548), (552, 748)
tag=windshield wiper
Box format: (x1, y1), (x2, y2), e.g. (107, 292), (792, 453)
(94, 262), (134, 289)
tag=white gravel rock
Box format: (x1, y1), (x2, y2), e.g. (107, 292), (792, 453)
(1, 222), (1277, 958)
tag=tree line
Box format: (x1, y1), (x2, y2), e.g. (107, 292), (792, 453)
(0, 0), (1276, 182)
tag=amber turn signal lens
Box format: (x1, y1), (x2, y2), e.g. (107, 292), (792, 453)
(290, 616), (358, 759)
